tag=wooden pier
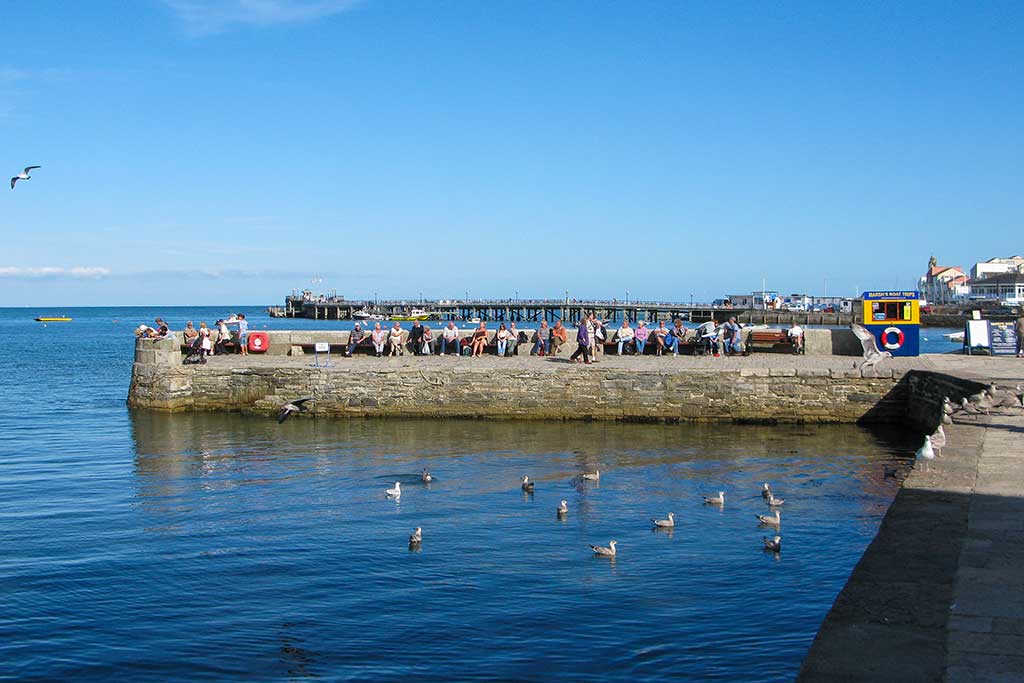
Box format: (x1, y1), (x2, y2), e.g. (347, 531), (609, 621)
(267, 294), (854, 326)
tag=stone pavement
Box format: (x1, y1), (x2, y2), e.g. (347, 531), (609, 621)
(946, 414), (1024, 682)
(799, 358), (1024, 682)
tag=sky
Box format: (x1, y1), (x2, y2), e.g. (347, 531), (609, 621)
(1, 1), (1021, 306)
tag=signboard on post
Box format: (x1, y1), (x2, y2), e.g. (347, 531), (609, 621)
(313, 341), (331, 367)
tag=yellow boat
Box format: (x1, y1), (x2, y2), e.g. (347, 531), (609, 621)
(35, 316), (73, 322)
(390, 308), (435, 321)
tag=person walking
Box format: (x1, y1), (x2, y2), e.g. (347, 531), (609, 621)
(1016, 308), (1024, 358)
(570, 318), (591, 364)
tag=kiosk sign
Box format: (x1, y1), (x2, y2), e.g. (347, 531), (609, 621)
(861, 290), (921, 357)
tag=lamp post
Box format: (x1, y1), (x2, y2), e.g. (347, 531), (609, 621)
(626, 289), (629, 305)
(419, 291), (423, 305)
(690, 292), (694, 307)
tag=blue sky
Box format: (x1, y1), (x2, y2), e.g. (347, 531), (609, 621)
(1, 1), (1021, 306)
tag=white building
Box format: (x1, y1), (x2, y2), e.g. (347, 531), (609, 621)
(968, 272), (1024, 305)
(970, 256), (1024, 281)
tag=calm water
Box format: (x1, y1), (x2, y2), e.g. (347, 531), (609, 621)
(1, 307), (928, 681)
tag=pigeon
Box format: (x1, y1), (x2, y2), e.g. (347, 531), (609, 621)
(703, 491), (725, 505)
(409, 527), (422, 544)
(763, 536), (782, 552)
(761, 482), (772, 499)
(421, 468), (433, 483)
(651, 512), (675, 528)
(767, 494), (786, 507)
(277, 397), (314, 423)
(756, 510), (781, 526)
(557, 500), (568, 515)
(590, 540), (617, 557)
(581, 470), (600, 481)
(521, 475), (535, 492)
(10, 165), (40, 190)
(386, 482), (402, 498)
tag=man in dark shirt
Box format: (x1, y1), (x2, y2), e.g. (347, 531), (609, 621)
(409, 321), (425, 355)
(345, 324), (365, 357)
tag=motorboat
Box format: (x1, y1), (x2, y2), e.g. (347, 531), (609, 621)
(353, 309), (385, 321)
(391, 308), (435, 321)
(943, 331), (964, 343)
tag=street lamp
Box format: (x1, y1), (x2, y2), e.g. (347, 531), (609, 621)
(419, 291), (423, 304)
(515, 290), (518, 304)
(690, 292), (694, 307)
(626, 290), (629, 305)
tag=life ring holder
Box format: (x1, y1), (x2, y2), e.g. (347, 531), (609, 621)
(882, 326), (904, 350)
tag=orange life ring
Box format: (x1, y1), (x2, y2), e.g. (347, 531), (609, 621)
(247, 331), (269, 353)
(882, 326), (904, 350)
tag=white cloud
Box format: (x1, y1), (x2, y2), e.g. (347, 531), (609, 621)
(0, 266), (111, 279)
(160, 0), (362, 34)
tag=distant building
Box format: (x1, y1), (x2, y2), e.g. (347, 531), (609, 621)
(968, 272), (1024, 305)
(782, 294), (812, 311)
(970, 256), (1024, 281)
(920, 256), (969, 303)
(728, 291), (779, 310)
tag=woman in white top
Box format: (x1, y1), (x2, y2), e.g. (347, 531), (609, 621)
(421, 326), (434, 355)
(388, 323), (405, 356)
(495, 323), (512, 357)
(371, 322), (387, 357)
(616, 320), (635, 355)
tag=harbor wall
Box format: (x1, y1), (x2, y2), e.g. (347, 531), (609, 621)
(129, 337), (909, 423)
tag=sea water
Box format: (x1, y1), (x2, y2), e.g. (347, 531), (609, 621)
(0, 307), (926, 681)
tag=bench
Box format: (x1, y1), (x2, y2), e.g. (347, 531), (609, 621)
(748, 330), (802, 354)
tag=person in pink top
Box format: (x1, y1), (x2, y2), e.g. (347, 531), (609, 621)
(634, 321), (650, 355)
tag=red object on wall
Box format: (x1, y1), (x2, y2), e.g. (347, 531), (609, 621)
(247, 331), (269, 353)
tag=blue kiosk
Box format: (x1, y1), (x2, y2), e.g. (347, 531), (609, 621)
(861, 290), (921, 357)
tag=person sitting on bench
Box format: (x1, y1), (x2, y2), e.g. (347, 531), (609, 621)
(345, 324), (365, 357)
(616, 320), (635, 355)
(723, 317), (743, 356)
(549, 321), (567, 355)
(440, 322), (461, 356)
(788, 322), (804, 354)
(532, 320), (550, 356)
(634, 321), (649, 355)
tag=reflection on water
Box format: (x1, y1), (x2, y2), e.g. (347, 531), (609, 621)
(82, 414), (919, 681)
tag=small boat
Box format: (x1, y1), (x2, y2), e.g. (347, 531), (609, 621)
(353, 310), (385, 321)
(467, 317), (482, 324)
(391, 308), (434, 321)
(35, 316), (72, 322)
(943, 331), (964, 343)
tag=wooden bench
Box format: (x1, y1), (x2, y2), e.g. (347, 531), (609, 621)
(748, 330), (801, 354)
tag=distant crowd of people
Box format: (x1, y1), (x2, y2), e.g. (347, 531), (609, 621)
(137, 313), (808, 362)
(137, 314), (250, 361)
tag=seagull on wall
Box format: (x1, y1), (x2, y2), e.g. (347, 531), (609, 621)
(10, 166), (41, 189)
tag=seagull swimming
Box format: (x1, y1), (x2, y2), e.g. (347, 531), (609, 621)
(761, 482), (772, 499)
(763, 535), (782, 552)
(767, 494), (785, 507)
(521, 475), (535, 492)
(277, 397), (314, 423)
(756, 510), (781, 526)
(386, 482), (402, 498)
(703, 491), (725, 505)
(10, 165), (40, 190)
(582, 470), (600, 481)
(409, 527), (422, 544)
(590, 540), (617, 557)
(421, 468), (433, 483)
(557, 500), (568, 515)
(651, 512), (675, 528)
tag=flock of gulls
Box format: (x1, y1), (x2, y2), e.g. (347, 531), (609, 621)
(382, 465), (789, 556)
(277, 384), (1024, 555)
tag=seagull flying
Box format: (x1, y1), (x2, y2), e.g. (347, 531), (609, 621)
(651, 512), (675, 528)
(590, 540), (617, 557)
(10, 166), (40, 190)
(277, 397), (314, 423)
(763, 536), (782, 552)
(703, 491), (725, 505)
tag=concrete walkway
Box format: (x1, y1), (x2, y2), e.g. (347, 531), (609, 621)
(800, 360), (1024, 682)
(946, 414), (1024, 682)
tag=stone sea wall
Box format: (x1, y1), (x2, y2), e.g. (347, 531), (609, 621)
(129, 338), (911, 423)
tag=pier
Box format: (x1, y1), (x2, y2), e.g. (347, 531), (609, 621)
(267, 293), (855, 326)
